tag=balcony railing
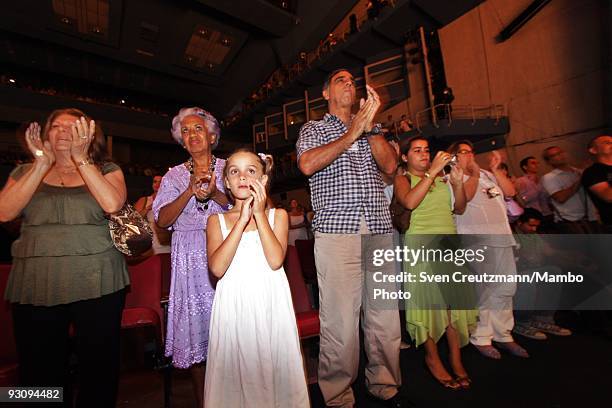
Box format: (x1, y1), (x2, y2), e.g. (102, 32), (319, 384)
(415, 104), (505, 132)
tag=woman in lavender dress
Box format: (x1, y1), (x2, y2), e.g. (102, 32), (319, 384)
(153, 107), (229, 407)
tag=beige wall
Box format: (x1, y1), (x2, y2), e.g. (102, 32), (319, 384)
(438, 0), (608, 176)
(374, 42), (430, 126)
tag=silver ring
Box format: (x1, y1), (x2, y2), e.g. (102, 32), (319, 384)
(35, 150), (44, 157)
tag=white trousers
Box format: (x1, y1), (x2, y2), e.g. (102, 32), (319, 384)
(469, 246), (517, 345)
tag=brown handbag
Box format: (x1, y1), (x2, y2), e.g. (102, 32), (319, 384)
(108, 203), (153, 256)
(389, 171), (412, 233)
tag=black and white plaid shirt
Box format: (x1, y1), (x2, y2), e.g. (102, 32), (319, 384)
(296, 113), (392, 234)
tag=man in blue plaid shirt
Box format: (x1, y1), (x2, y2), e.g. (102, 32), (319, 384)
(297, 69), (404, 407)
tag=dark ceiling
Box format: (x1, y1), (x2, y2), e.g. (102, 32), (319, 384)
(0, 0), (359, 118)
(0, 0), (485, 146)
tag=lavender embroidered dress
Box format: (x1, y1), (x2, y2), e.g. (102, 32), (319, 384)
(153, 158), (228, 368)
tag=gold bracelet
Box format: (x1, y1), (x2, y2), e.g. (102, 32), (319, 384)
(76, 158), (94, 167)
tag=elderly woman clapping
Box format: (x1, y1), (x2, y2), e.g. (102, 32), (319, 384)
(152, 107), (229, 407)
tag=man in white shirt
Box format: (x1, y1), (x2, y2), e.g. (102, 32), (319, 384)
(450, 140), (529, 360)
(541, 146), (597, 233)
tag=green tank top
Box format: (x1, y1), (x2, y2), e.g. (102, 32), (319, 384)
(4, 162), (129, 306)
(406, 174), (457, 235)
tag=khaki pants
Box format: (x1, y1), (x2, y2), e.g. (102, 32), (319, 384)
(315, 229), (401, 407)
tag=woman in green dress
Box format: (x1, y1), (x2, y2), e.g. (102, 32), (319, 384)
(0, 108), (129, 407)
(393, 136), (477, 390)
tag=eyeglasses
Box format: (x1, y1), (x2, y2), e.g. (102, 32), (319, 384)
(457, 149), (473, 155)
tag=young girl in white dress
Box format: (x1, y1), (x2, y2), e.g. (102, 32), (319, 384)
(204, 150), (309, 407)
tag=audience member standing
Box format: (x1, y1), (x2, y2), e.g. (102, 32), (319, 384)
(205, 151), (309, 407)
(134, 175), (170, 254)
(581, 135), (612, 232)
(399, 115), (413, 133)
(297, 69), (404, 407)
(287, 198), (309, 245)
(497, 163), (524, 223)
(512, 208), (572, 340)
(0, 109), (128, 407)
(394, 136), (477, 390)
(515, 156), (553, 228)
(541, 146), (597, 233)
(153, 107), (229, 408)
(450, 140), (529, 360)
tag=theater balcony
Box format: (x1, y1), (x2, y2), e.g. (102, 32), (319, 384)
(405, 103), (511, 153)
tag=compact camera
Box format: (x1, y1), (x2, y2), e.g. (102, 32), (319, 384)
(443, 154), (458, 175)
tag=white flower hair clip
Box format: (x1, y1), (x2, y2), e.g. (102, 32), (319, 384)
(258, 153), (268, 161)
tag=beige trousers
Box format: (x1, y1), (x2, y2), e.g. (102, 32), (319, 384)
(315, 226), (401, 407)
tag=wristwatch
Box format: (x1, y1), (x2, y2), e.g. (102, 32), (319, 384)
(362, 123), (382, 138)
(76, 157), (95, 167)
(423, 172), (431, 179)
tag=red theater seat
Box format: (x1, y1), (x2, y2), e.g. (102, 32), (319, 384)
(122, 254), (171, 407)
(122, 254), (164, 342)
(285, 246), (320, 384)
(284, 246), (320, 339)
(0, 264), (18, 386)
(294, 239), (317, 283)
(159, 252), (171, 301)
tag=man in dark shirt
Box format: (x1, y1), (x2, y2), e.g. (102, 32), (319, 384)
(582, 135), (612, 229)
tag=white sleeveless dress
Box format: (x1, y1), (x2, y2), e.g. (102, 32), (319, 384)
(204, 209), (310, 407)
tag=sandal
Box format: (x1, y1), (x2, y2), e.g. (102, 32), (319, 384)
(424, 363), (461, 390)
(455, 375), (472, 389)
(437, 378), (461, 390)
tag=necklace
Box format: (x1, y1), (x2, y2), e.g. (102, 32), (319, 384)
(185, 155), (216, 211)
(55, 166), (77, 187)
(58, 172), (66, 187)
(185, 155), (216, 175)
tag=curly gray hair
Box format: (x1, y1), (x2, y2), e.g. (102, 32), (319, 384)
(170, 107), (221, 149)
